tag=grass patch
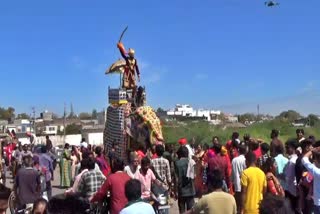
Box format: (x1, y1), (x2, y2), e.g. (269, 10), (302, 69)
(163, 119), (320, 145)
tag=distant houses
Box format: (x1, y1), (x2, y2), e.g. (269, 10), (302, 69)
(166, 104), (245, 125)
(6, 119), (33, 133)
(1, 110), (107, 137)
(164, 104), (281, 127)
(167, 104), (222, 124)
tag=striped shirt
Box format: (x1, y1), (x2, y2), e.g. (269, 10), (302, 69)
(78, 169), (106, 199)
(151, 157), (171, 185)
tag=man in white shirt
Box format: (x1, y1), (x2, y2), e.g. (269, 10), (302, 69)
(80, 138), (88, 149)
(124, 152), (140, 179)
(26, 132), (37, 145)
(178, 138), (194, 159)
(284, 140), (299, 211)
(231, 144), (246, 213)
(120, 179), (155, 214)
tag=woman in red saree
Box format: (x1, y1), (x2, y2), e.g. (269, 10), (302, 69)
(262, 157), (285, 197)
(95, 146), (111, 177)
(194, 144), (205, 197)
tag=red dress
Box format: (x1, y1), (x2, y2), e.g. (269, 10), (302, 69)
(223, 153), (233, 194)
(96, 156), (111, 177)
(194, 152), (205, 197)
(4, 143), (15, 165)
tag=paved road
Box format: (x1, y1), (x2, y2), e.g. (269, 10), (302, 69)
(5, 167), (180, 214)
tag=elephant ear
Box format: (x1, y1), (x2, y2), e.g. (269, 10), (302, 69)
(137, 126), (150, 145)
(125, 114), (150, 146)
(125, 115), (140, 140)
(135, 106), (164, 144)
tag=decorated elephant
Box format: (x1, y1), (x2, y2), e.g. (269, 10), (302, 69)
(125, 106), (163, 150)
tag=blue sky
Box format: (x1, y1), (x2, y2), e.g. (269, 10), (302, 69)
(1, 0), (320, 116)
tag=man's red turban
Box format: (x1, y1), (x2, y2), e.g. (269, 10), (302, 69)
(178, 138), (187, 145)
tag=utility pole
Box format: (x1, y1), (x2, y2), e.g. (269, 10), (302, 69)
(63, 103), (66, 137)
(70, 103), (75, 118)
(257, 104), (260, 121)
(32, 107), (36, 134)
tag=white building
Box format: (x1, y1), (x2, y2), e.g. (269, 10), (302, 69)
(6, 119), (33, 133)
(225, 114), (239, 123)
(42, 125), (59, 135)
(40, 110), (53, 121)
(167, 104), (221, 124)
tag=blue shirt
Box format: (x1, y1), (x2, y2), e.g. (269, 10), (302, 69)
(39, 153), (53, 181)
(275, 154), (288, 189)
(302, 157), (320, 206)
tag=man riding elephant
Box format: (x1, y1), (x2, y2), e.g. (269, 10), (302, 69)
(117, 42), (140, 93)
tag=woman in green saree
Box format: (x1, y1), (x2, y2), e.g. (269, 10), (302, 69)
(60, 143), (71, 188)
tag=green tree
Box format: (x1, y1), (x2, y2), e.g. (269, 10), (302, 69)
(277, 110), (301, 122)
(238, 113), (257, 123)
(0, 107), (15, 121)
(157, 108), (166, 113)
(16, 113), (30, 119)
(65, 123), (82, 135)
(92, 109), (98, 119)
(308, 114), (320, 126)
(79, 112), (92, 120)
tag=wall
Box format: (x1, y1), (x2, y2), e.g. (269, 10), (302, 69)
(88, 133), (104, 146)
(18, 133), (103, 147)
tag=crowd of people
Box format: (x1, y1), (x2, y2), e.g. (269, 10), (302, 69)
(1, 128), (320, 213)
(177, 129), (320, 214)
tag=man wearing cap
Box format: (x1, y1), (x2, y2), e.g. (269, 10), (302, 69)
(179, 138), (194, 160)
(26, 132), (37, 145)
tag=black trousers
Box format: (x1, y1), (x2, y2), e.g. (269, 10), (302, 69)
(46, 181), (52, 200)
(178, 196), (195, 214)
(285, 191), (298, 213)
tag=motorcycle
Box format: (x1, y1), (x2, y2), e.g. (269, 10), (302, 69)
(149, 194), (171, 214)
(9, 191), (34, 214)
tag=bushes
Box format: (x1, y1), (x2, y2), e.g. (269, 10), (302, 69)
(163, 120), (320, 145)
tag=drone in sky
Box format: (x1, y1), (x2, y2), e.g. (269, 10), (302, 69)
(265, 1), (280, 7)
